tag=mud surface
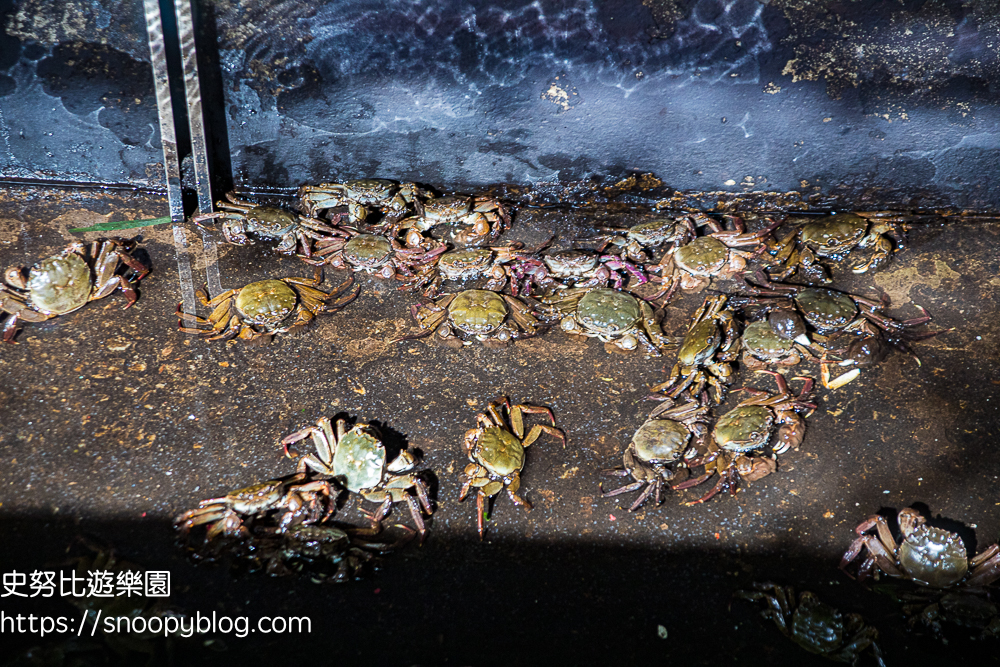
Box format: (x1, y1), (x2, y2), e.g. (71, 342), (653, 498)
(1, 187), (999, 664)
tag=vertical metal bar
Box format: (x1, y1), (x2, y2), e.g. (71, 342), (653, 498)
(175, 0), (222, 297)
(143, 0), (196, 316)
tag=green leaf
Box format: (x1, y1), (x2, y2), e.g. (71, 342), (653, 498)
(70, 216), (172, 233)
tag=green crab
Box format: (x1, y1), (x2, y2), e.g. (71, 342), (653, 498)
(397, 288), (541, 349)
(735, 278), (937, 388)
(1, 240), (149, 343)
(741, 319), (807, 370)
(652, 215), (781, 293)
(600, 399), (710, 511)
(190, 191), (342, 256)
(298, 178), (425, 225)
(538, 287), (673, 355)
(735, 583), (885, 665)
(173, 473), (335, 541)
(678, 371), (814, 504)
(280, 416), (433, 539)
(653, 295), (739, 403)
(459, 398), (565, 539)
(177, 270), (359, 345)
(396, 194), (511, 246)
(766, 212), (910, 282)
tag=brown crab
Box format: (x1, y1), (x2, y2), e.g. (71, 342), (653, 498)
(1, 240), (149, 343)
(676, 371), (815, 505)
(600, 399), (710, 511)
(298, 178), (425, 225)
(840, 507), (1000, 589)
(177, 270), (358, 345)
(173, 473), (335, 541)
(280, 416), (433, 540)
(652, 294), (739, 404)
(190, 192), (342, 256)
(301, 227), (447, 282)
(395, 194), (511, 246)
(735, 582), (885, 665)
(537, 287), (673, 356)
(459, 398), (565, 539)
(765, 212), (915, 282)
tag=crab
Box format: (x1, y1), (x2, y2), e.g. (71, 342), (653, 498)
(600, 399), (710, 511)
(458, 398), (565, 539)
(765, 212), (912, 282)
(279, 416), (433, 540)
(173, 473), (335, 541)
(735, 583), (885, 665)
(537, 287), (673, 355)
(650, 215), (781, 293)
(741, 319), (808, 370)
(395, 194), (511, 246)
(177, 270), (359, 345)
(840, 507), (1000, 589)
(252, 523), (414, 582)
(593, 216), (698, 263)
(652, 295), (739, 403)
(902, 590), (1000, 641)
(190, 192), (342, 256)
(298, 178), (425, 225)
(677, 371), (815, 504)
(301, 227), (447, 282)
(509, 249), (647, 297)
(396, 288), (542, 349)
(734, 278), (938, 388)
(408, 243), (534, 297)
(1, 240), (149, 343)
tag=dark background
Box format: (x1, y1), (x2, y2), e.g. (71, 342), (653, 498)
(1, 1), (1000, 665)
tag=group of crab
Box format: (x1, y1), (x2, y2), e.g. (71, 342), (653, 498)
(591, 207), (943, 510)
(174, 396), (565, 576)
(735, 506), (1000, 663)
(174, 416), (432, 580)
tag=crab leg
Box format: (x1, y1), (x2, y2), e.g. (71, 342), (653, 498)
(599, 480), (645, 498)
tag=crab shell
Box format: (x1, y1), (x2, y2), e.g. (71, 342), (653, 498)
(899, 525), (969, 587)
(574, 288), (641, 336)
(438, 248), (495, 280)
(473, 426), (526, 478)
(742, 320), (798, 363)
(676, 317), (723, 368)
(18, 251), (93, 315)
(341, 234), (394, 272)
(448, 289), (509, 336)
(799, 214), (867, 257)
(672, 236), (731, 277)
(712, 405), (775, 453)
(631, 419), (690, 464)
(793, 288), (858, 332)
(234, 280), (297, 327)
(331, 424), (387, 493)
(543, 250), (600, 278)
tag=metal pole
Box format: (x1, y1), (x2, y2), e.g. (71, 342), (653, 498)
(143, 0), (196, 316)
(175, 0), (222, 296)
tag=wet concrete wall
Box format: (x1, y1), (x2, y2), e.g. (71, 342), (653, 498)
(0, 0), (166, 187)
(208, 0), (1000, 209)
(1, 0), (999, 209)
